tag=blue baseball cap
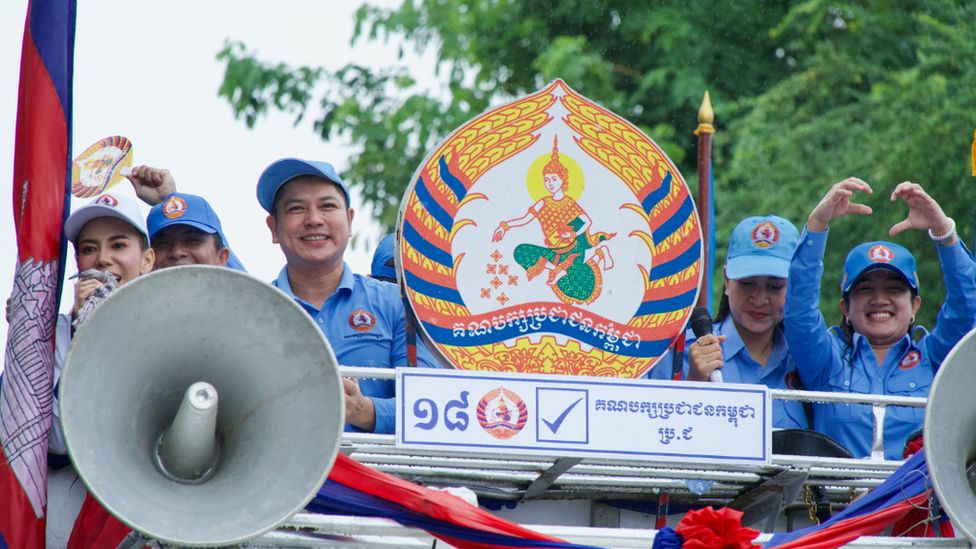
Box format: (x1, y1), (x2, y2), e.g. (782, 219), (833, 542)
(841, 241), (918, 295)
(256, 158), (349, 214)
(725, 215), (799, 280)
(371, 233), (397, 282)
(147, 193), (228, 246)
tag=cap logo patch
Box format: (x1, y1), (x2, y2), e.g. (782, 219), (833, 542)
(162, 196), (188, 219)
(348, 309), (376, 332)
(898, 350), (921, 371)
(751, 222), (779, 249)
(93, 194), (118, 207)
(868, 244), (894, 263)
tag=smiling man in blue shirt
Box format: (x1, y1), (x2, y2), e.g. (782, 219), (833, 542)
(257, 159), (437, 434)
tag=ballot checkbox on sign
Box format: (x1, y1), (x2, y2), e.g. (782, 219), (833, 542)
(535, 388), (588, 444)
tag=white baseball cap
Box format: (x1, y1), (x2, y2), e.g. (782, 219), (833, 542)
(64, 193), (148, 243)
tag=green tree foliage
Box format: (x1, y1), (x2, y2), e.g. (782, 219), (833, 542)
(722, 0), (976, 326)
(218, 0), (976, 326)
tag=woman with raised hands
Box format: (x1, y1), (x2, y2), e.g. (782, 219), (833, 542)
(785, 178), (976, 459)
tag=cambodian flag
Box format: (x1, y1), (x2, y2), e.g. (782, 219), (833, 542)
(765, 451), (937, 548)
(312, 453), (603, 549)
(63, 453), (611, 548)
(1, 0), (76, 546)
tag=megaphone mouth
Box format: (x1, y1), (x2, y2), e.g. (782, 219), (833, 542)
(60, 266), (345, 546)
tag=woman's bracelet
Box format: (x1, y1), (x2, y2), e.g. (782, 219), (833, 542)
(928, 217), (956, 246)
(500, 221), (510, 231)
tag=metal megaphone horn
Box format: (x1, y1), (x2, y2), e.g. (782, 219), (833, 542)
(59, 265), (344, 546)
(925, 326), (976, 542)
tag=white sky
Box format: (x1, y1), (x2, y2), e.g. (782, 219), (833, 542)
(1, 1), (430, 351)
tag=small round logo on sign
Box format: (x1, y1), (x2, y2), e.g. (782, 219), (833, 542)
(476, 387), (527, 440)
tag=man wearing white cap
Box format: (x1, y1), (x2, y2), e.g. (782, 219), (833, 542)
(257, 158), (437, 434)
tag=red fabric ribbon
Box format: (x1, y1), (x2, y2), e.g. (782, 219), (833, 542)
(674, 507), (760, 549)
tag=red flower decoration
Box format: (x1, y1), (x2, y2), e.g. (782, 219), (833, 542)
(675, 507), (760, 549)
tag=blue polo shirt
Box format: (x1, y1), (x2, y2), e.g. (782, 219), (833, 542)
(785, 228), (976, 459)
(273, 263), (439, 434)
(647, 319), (808, 429)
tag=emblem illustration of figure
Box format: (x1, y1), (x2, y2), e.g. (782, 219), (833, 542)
(492, 136), (616, 305)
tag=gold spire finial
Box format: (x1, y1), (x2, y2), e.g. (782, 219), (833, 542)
(695, 91), (715, 136)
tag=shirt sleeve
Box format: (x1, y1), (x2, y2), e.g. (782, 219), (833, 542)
(925, 241), (976, 366)
(784, 227), (837, 391)
(370, 396), (396, 435)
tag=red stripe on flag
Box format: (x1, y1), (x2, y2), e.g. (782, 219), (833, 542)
(66, 494), (130, 549)
(329, 453), (572, 544)
(13, 22), (70, 263)
(772, 491), (931, 549)
(0, 464), (46, 548)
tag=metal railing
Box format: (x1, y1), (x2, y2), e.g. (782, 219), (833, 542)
(285, 367), (955, 547)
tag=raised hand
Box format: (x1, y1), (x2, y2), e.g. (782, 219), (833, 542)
(126, 165), (177, 206)
(889, 181), (953, 238)
(807, 177), (873, 232)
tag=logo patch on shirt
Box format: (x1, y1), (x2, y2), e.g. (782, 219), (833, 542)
(476, 387), (527, 440)
(162, 195), (188, 219)
(898, 350), (921, 371)
(348, 309), (376, 332)
(94, 194), (118, 207)
(868, 244), (894, 263)
(751, 221), (780, 249)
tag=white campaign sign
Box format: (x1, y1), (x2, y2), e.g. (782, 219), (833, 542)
(397, 369), (771, 464)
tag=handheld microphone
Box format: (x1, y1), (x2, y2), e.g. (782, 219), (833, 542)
(690, 307), (723, 383)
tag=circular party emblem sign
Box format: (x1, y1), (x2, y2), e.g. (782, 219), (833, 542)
(398, 80), (702, 378)
(71, 136), (134, 199)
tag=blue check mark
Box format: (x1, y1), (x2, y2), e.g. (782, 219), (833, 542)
(542, 397), (583, 434)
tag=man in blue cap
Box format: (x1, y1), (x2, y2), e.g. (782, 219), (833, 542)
(127, 165), (245, 271)
(257, 158), (436, 434)
(147, 192), (246, 271)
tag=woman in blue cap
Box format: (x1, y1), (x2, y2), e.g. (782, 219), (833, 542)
(786, 178), (976, 459)
(650, 215), (808, 429)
